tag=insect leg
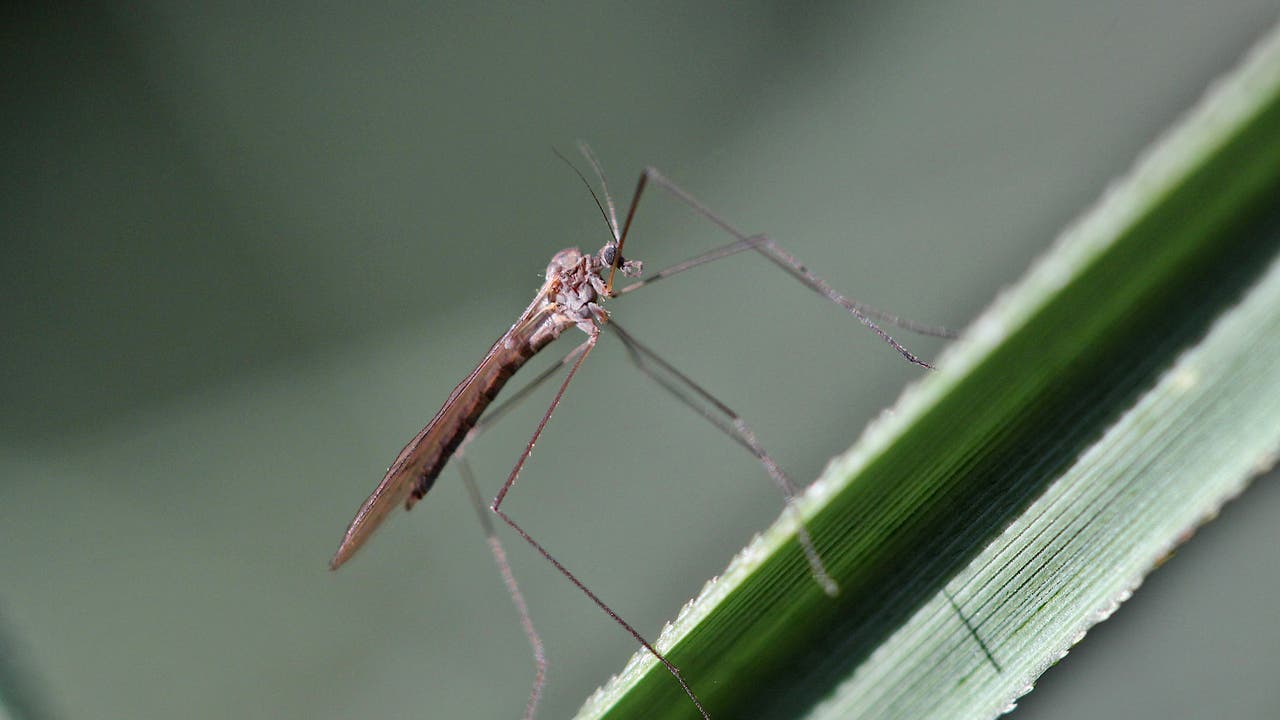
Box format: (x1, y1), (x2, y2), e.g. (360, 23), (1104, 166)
(457, 460), (546, 720)
(609, 168), (956, 367)
(451, 343), (590, 720)
(487, 327), (711, 720)
(607, 320), (838, 596)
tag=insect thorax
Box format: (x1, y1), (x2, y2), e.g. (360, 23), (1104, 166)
(545, 247), (609, 330)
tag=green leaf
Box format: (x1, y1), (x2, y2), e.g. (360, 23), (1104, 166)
(576, 21), (1280, 720)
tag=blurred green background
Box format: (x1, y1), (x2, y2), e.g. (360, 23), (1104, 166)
(3, 2), (1278, 719)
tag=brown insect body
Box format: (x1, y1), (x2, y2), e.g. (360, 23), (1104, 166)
(329, 247), (611, 570)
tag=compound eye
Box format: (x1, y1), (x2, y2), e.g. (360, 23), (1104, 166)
(601, 244), (618, 268)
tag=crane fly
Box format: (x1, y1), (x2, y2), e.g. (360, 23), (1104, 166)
(330, 145), (953, 719)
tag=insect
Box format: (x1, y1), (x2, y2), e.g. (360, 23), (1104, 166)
(330, 145), (953, 719)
